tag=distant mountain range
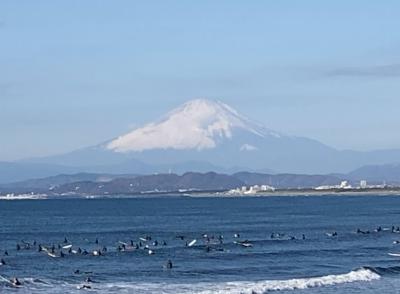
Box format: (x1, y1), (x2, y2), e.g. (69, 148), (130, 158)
(2, 99), (400, 184)
(51, 172), (244, 195)
(233, 172), (346, 188)
(2, 165), (399, 196)
(348, 163), (400, 182)
(0, 171), (339, 195)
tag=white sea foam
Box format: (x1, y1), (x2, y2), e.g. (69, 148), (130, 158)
(195, 268), (380, 294)
(78, 269), (380, 294)
(92, 269), (379, 294)
(1, 269), (380, 293)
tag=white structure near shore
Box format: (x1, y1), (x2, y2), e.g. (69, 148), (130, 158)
(315, 180), (352, 190)
(314, 180), (387, 190)
(226, 184), (275, 195)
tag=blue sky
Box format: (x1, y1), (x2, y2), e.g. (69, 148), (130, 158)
(1, 1), (400, 160)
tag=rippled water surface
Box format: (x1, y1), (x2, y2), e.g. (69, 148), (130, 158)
(1, 195), (400, 293)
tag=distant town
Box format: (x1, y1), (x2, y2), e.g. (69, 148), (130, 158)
(222, 179), (392, 196)
(1, 172), (398, 200)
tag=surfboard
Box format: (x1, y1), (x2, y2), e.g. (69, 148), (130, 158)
(62, 244), (72, 249)
(388, 253), (400, 257)
(188, 239), (197, 247)
(0, 276), (22, 288)
(139, 237), (147, 242)
(234, 241), (253, 247)
(47, 252), (57, 258)
(241, 242), (253, 247)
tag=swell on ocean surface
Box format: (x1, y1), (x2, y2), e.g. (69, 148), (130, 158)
(3, 196), (400, 293)
(0, 268), (380, 293)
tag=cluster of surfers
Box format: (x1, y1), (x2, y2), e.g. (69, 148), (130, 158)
(0, 234), (229, 289)
(2, 226), (400, 290)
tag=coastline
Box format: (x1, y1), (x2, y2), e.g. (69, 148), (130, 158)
(2, 188), (400, 200)
(213, 189), (400, 197)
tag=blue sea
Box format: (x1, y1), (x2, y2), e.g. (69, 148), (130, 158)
(1, 195), (400, 293)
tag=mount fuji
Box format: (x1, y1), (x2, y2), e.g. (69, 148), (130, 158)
(11, 98), (400, 182)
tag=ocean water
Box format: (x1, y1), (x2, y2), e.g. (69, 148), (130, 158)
(1, 195), (400, 293)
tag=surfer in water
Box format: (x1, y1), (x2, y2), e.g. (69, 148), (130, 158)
(0, 258), (6, 265)
(11, 277), (21, 287)
(78, 284), (91, 290)
(165, 260), (173, 269)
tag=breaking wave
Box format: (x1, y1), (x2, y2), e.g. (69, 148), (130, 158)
(194, 268), (380, 294)
(0, 268), (380, 293)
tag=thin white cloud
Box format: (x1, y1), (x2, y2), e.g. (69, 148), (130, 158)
(326, 64), (400, 78)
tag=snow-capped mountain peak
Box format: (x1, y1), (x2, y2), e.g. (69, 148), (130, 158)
(106, 98), (277, 153)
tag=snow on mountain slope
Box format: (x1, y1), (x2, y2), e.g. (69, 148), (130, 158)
(21, 98), (400, 175)
(107, 99), (281, 153)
